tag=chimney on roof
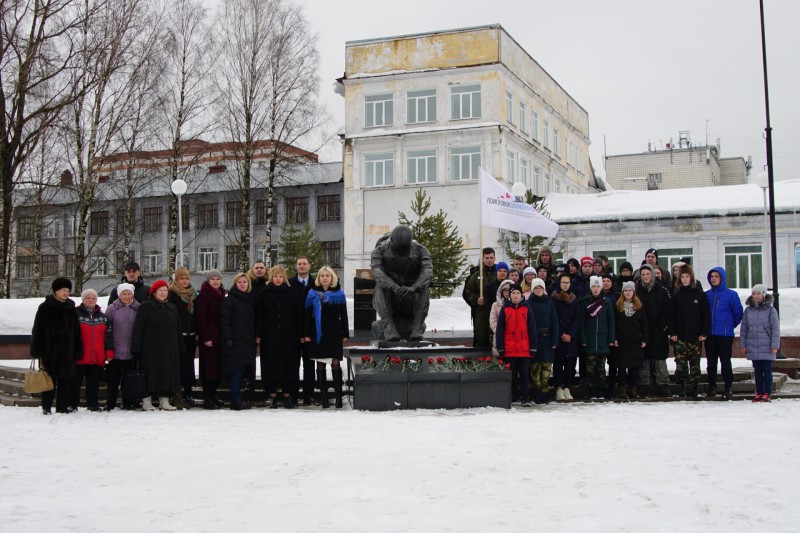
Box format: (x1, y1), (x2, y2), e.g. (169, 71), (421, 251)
(60, 170), (73, 186)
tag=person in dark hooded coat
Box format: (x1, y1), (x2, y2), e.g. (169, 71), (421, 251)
(636, 264), (672, 397)
(195, 269), (226, 409)
(30, 277), (81, 414)
(551, 274), (580, 401)
(221, 272), (257, 410)
(255, 266), (304, 409)
(613, 281), (649, 399)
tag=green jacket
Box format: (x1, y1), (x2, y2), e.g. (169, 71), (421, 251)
(578, 293), (616, 354)
(464, 264), (497, 317)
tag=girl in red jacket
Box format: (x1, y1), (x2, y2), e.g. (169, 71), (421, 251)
(72, 289), (114, 411)
(496, 284), (537, 406)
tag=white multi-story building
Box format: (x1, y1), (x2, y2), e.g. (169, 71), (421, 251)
(338, 24), (598, 284)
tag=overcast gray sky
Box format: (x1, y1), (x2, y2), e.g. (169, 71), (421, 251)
(298, 0), (799, 181)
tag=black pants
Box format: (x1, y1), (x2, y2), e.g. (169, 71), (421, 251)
(203, 379), (220, 401)
(180, 335), (197, 395)
(300, 353), (315, 401)
(71, 365), (103, 409)
(41, 377), (71, 413)
(617, 366), (640, 387)
(705, 335), (734, 387)
(509, 358), (531, 402)
(106, 359), (135, 409)
(554, 353), (577, 388)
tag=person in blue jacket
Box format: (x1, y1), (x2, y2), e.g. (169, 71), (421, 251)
(527, 278), (559, 404)
(705, 267), (744, 400)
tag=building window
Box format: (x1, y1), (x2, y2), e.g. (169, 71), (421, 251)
(17, 217), (35, 240)
(256, 199), (279, 225)
(365, 93), (393, 128)
(554, 179), (561, 193)
(520, 159), (530, 191)
(407, 89), (436, 124)
(657, 248), (694, 269)
(142, 207), (162, 233)
(506, 150), (516, 182)
(17, 256), (34, 279)
(543, 172), (551, 194)
(143, 252), (161, 275)
(285, 197), (308, 224)
(450, 85), (481, 120)
(543, 120), (550, 149)
(90, 256), (108, 276)
(519, 102), (527, 134)
(505, 91), (513, 124)
(90, 210), (109, 236)
(406, 149), (437, 184)
(181, 204), (190, 231)
(450, 146), (481, 182)
(365, 153), (394, 188)
(317, 194), (341, 222)
(226, 201), (242, 228)
(531, 111), (539, 141)
(553, 129), (560, 158)
(255, 243), (278, 267)
(197, 203), (218, 229)
(116, 251), (135, 274)
(225, 245), (240, 272)
(41, 255), (59, 277)
(115, 208), (128, 234)
(65, 254), (76, 273)
(321, 241), (342, 268)
(647, 173), (662, 190)
(795, 243), (800, 286)
(42, 216), (58, 239)
(198, 247), (218, 271)
(532, 166), (541, 196)
(64, 214), (77, 237)
(725, 245), (762, 289)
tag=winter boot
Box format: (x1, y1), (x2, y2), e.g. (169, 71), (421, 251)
(722, 386), (733, 401)
(270, 395), (279, 409)
(707, 383), (717, 397)
(141, 397), (157, 411)
(333, 368), (344, 408)
(159, 397), (177, 411)
(563, 388), (573, 401)
(317, 369), (330, 409)
(629, 385), (639, 399)
(617, 385), (629, 400)
(555, 387), (565, 401)
(172, 393), (185, 410)
(283, 395), (294, 409)
(658, 384), (671, 397)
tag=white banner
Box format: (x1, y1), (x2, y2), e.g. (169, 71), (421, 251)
(479, 167), (559, 238)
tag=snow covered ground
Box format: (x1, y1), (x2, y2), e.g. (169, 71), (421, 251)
(1, 400), (798, 532)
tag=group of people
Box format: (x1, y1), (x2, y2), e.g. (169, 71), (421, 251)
(464, 247), (781, 405)
(30, 258), (349, 414)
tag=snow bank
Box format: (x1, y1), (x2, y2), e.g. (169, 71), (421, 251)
(1, 401), (798, 532)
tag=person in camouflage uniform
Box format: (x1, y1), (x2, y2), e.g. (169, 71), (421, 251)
(669, 265), (710, 398)
(463, 248), (498, 349)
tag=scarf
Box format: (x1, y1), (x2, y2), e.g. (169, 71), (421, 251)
(585, 297), (607, 319)
(169, 280), (197, 313)
(623, 300), (635, 317)
(304, 286), (347, 344)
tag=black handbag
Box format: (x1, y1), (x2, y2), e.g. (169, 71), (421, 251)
(121, 359), (148, 401)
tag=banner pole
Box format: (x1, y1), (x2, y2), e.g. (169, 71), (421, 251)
(479, 224), (484, 301)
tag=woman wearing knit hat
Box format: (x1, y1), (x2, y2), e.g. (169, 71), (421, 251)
(168, 268), (198, 408)
(552, 273), (580, 401)
(131, 279), (184, 410)
(195, 269), (226, 409)
(521, 266), (536, 296)
(527, 278), (559, 403)
(669, 264), (710, 399)
(740, 284), (780, 402)
(71, 289), (114, 412)
(30, 278), (81, 414)
(612, 281), (648, 399)
(578, 275), (616, 400)
(221, 273), (257, 410)
(106, 282), (140, 410)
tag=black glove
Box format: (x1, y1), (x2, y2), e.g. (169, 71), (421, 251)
(224, 339), (234, 350)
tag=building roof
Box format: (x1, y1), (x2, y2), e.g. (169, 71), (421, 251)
(546, 180), (800, 224)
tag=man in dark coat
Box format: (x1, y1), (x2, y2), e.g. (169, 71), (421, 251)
(244, 260), (269, 391)
(288, 256), (316, 405)
(463, 247), (497, 348)
(31, 277), (82, 414)
(108, 262), (151, 304)
(636, 264), (672, 396)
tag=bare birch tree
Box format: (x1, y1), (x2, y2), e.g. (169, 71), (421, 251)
(216, 0), (325, 272)
(0, 0), (97, 297)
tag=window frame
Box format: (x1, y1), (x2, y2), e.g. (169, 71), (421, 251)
(364, 93), (393, 128)
(317, 194), (341, 222)
(406, 89), (436, 124)
(406, 149), (437, 185)
(142, 207), (163, 233)
(450, 146), (481, 182)
(724, 245), (762, 289)
(197, 203), (218, 230)
(197, 246), (218, 271)
(321, 240), (342, 268)
(90, 210), (110, 236)
(450, 84), (481, 120)
(364, 152), (394, 188)
(285, 196), (309, 224)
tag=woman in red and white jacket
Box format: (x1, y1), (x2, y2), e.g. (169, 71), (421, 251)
(71, 289), (114, 411)
(496, 284), (537, 406)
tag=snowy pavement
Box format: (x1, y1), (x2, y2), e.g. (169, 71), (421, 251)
(1, 400), (798, 532)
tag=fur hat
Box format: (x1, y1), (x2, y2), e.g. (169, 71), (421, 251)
(621, 281), (636, 292)
(80, 288), (98, 301)
(496, 262), (509, 273)
(205, 269), (222, 282)
(117, 283), (135, 297)
(522, 266), (536, 278)
(531, 278), (546, 291)
(751, 283), (767, 295)
(580, 256), (594, 267)
(589, 276), (603, 288)
(51, 277), (72, 293)
(173, 268), (190, 281)
(149, 279), (168, 296)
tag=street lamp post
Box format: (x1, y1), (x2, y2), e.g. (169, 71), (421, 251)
(755, 172), (771, 290)
(171, 179), (188, 272)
